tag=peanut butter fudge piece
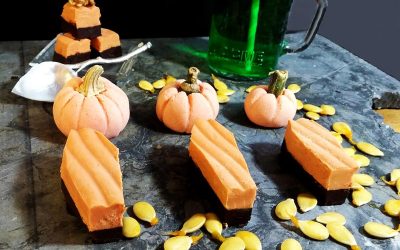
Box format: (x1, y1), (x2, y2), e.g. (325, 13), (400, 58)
(91, 28), (122, 58)
(61, 2), (101, 39)
(282, 118), (359, 205)
(53, 33), (91, 64)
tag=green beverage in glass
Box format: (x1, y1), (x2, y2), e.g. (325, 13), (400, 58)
(207, 0), (328, 80)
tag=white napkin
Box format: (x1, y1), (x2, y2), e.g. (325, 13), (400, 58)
(11, 61), (77, 102)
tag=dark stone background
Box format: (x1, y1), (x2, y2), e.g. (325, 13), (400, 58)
(0, 0), (399, 80)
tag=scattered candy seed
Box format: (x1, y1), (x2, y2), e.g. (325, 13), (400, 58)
(320, 105), (336, 115)
(246, 85), (258, 93)
(384, 199), (400, 217)
(169, 213), (206, 236)
(138, 80), (155, 93)
(305, 111), (320, 120)
(287, 83), (301, 93)
(153, 79), (166, 89)
(303, 104), (322, 113)
(356, 142), (384, 157)
(163, 233), (203, 250)
(275, 198), (297, 220)
(133, 201), (159, 226)
(390, 169), (400, 182)
(315, 212), (346, 225)
(332, 122), (353, 140)
(122, 217), (141, 238)
(163, 74), (176, 85)
(280, 238), (302, 250)
(204, 213), (225, 242)
(290, 216), (329, 241)
(296, 99), (304, 110)
(235, 231), (262, 250)
(364, 222), (399, 238)
(326, 222), (360, 249)
(297, 192), (318, 213)
(217, 95), (230, 103)
(351, 182), (364, 190)
(217, 89), (236, 96)
(352, 154), (370, 167)
(352, 187), (372, 207)
(212, 74), (228, 90)
(352, 173), (375, 187)
(219, 237), (245, 250)
(330, 131), (344, 144)
(343, 147), (356, 156)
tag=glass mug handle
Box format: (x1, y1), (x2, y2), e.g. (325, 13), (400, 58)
(284, 0), (328, 54)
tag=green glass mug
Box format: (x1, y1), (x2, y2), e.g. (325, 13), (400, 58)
(207, 0), (328, 80)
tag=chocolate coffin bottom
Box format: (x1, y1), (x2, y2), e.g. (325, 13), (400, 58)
(280, 141), (350, 205)
(189, 161), (252, 227)
(60, 180), (124, 244)
(53, 51), (91, 64)
(61, 18), (101, 39)
(91, 46), (122, 59)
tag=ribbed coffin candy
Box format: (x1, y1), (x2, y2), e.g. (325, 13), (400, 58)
(284, 118), (358, 190)
(60, 128), (125, 232)
(189, 119), (257, 210)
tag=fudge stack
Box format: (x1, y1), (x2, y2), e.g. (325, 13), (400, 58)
(53, 0), (122, 64)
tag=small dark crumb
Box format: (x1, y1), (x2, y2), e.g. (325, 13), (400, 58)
(10, 75), (20, 80)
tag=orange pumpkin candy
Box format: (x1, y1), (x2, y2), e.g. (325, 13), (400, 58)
(53, 65), (130, 138)
(244, 70), (297, 128)
(156, 67), (219, 133)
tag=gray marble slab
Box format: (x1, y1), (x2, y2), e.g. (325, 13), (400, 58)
(1, 33), (400, 249)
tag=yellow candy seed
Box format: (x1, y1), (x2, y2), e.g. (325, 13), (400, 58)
(326, 223), (359, 249)
(297, 192), (318, 213)
(287, 83), (301, 93)
(170, 213), (206, 236)
(315, 212), (346, 225)
(122, 217), (141, 238)
(352, 187), (372, 207)
(212, 74), (228, 90)
(217, 89), (236, 96)
(217, 94), (230, 103)
(235, 231), (262, 250)
(275, 198), (297, 220)
(352, 154), (370, 167)
(356, 142), (384, 157)
(292, 218), (329, 241)
(133, 201), (158, 226)
(330, 131), (343, 144)
(205, 213), (225, 242)
(138, 80), (155, 93)
(219, 237), (245, 250)
(384, 199), (400, 217)
(332, 122), (353, 140)
(390, 169), (400, 182)
(296, 99), (304, 110)
(343, 147), (356, 156)
(163, 234), (203, 250)
(152, 79), (166, 89)
(280, 238), (302, 250)
(320, 105), (336, 115)
(352, 173), (375, 187)
(303, 104), (322, 113)
(305, 111), (320, 120)
(245, 85), (258, 93)
(364, 222), (399, 238)
(163, 74), (176, 85)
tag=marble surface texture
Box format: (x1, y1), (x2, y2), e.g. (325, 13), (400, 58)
(1, 33), (400, 249)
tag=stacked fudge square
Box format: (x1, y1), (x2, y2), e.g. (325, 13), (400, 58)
(53, 0), (122, 64)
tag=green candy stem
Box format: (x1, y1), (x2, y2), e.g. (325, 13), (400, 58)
(180, 67), (201, 94)
(77, 65), (105, 97)
(267, 70), (288, 97)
